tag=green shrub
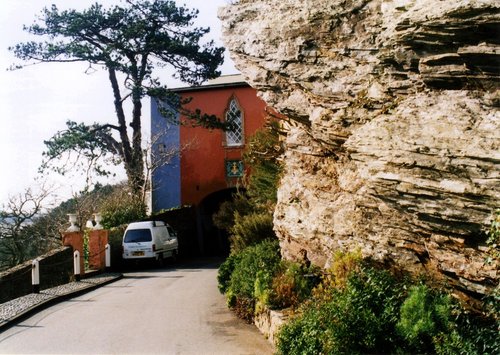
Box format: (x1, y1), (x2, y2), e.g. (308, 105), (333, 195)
(232, 296), (256, 324)
(220, 240), (281, 321)
(434, 329), (474, 355)
(397, 285), (452, 353)
(330, 249), (362, 287)
(277, 261), (499, 355)
(370, 281), (498, 355)
(83, 230), (90, 269)
(228, 239), (281, 300)
(212, 192), (252, 231)
(276, 265), (406, 355)
(213, 122), (283, 253)
(268, 261), (320, 310)
(243, 120), (283, 208)
(486, 209), (500, 263)
(230, 212), (275, 253)
(254, 270), (273, 314)
(484, 284), (500, 319)
(434, 297), (499, 355)
(100, 188), (146, 229)
(311, 249), (363, 306)
(217, 253), (242, 294)
(245, 159), (282, 208)
(276, 303), (324, 355)
(324, 266), (405, 354)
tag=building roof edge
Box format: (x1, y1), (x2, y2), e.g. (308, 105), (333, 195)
(169, 74), (249, 92)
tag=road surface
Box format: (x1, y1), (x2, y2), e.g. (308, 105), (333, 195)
(0, 259), (273, 354)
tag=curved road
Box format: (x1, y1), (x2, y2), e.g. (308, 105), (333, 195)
(0, 259), (273, 354)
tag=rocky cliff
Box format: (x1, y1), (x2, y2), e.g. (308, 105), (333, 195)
(219, 0), (499, 303)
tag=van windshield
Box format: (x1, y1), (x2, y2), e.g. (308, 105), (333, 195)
(124, 229), (152, 243)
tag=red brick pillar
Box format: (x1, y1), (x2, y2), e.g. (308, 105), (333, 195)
(88, 229), (109, 271)
(62, 231), (85, 276)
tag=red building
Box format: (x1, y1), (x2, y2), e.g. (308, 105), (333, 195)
(150, 74), (269, 254)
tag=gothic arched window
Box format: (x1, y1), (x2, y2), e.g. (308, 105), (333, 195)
(225, 97), (243, 147)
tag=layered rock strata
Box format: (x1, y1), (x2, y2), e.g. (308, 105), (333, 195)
(219, 0), (499, 302)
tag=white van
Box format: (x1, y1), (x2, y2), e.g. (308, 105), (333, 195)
(122, 221), (178, 263)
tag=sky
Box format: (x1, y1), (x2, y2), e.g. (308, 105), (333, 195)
(0, 0), (236, 206)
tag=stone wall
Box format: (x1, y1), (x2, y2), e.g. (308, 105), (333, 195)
(0, 246), (73, 304)
(219, 0), (499, 303)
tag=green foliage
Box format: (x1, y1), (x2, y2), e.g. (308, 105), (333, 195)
(230, 212), (275, 253)
(246, 160), (281, 206)
(227, 240), (281, 300)
(254, 270), (273, 314)
(100, 191), (146, 229)
(40, 120), (121, 182)
(214, 121), (284, 321)
(487, 209), (500, 245)
(323, 249), (363, 291)
(10, 0), (225, 195)
(397, 285), (452, 352)
(218, 240), (321, 319)
(276, 260), (499, 355)
(484, 284), (500, 321)
(231, 296), (255, 324)
(277, 265), (406, 355)
(276, 304), (325, 355)
(217, 252), (242, 294)
(243, 120), (284, 208)
(268, 261), (320, 310)
(434, 329), (476, 355)
(325, 267), (405, 354)
(435, 289), (499, 355)
(218, 240), (281, 321)
(83, 231), (90, 269)
(213, 120), (284, 252)
(0, 183), (125, 270)
(212, 192), (252, 231)
(486, 209), (500, 263)
(10, 1), (224, 87)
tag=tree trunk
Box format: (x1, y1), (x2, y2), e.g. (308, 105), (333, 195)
(108, 68), (145, 198)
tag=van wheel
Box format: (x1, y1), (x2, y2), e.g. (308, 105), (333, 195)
(171, 250), (178, 263)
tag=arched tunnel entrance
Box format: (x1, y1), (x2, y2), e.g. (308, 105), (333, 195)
(196, 188), (238, 257)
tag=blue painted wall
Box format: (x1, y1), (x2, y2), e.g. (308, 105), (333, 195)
(150, 99), (181, 212)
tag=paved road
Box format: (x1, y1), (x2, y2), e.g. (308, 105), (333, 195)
(0, 259), (273, 355)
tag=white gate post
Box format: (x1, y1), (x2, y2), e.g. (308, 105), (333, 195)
(32, 259), (40, 293)
(74, 250), (81, 281)
(105, 243), (111, 271)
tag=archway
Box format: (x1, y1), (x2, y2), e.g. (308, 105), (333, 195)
(196, 188), (239, 256)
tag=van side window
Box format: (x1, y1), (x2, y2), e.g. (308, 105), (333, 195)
(124, 229), (152, 243)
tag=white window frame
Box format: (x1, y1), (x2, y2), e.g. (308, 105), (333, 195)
(225, 97), (244, 147)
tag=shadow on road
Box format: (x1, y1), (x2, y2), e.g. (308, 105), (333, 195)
(123, 275), (184, 279)
(119, 256), (224, 276)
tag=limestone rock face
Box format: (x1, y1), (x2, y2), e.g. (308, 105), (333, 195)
(219, 0), (499, 300)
